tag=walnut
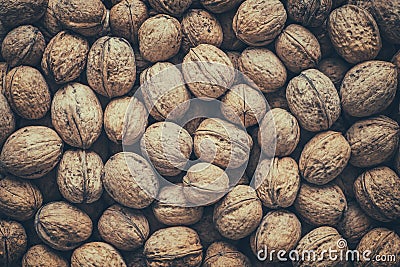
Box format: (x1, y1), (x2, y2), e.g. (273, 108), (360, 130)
(286, 69), (341, 132)
(214, 185), (263, 240)
(148, 0), (192, 16)
(110, 0), (148, 44)
(255, 157), (300, 209)
(41, 31), (89, 84)
(287, 0), (332, 27)
(0, 62), (8, 94)
(340, 60), (398, 117)
(103, 152), (159, 209)
(34, 201), (93, 251)
(191, 207), (223, 247)
(318, 57), (350, 88)
(144, 226), (203, 267)
(204, 241), (251, 267)
(138, 14), (182, 62)
(71, 242), (127, 267)
(233, 0), (287, 46)
(0, 92), (15, 145)
(22, 244), (68, 267)
(238, 47), (287, 93)
(219, 10), (246, 51)
(1, 25), (45, 68)
(265, 88), (289, 110)
(51, 82), (103, 149)
(275, 24), (321, 73)
(328, 4), (382, 64)
(294, 183), (347, 226)
(125, 249), (147, 267)
(0, 220), (27, 266)
(345, 116), (399, 167)
(5, 66), (51, 120)
(347, 0), (373, 13)
(333, 164), (362, 201)
(310, 19), (335, 58)
(372, 0), (400, 44)
(200, 0), (243, 13)
(0, 0), (48, 28)
(98, 204), (149, 251)
(0, 126), (63, 179)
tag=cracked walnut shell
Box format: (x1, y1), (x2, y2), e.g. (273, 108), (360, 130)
(71, 242), (126, 267)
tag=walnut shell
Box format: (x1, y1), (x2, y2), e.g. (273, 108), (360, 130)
(347, 0), (373, 13)
(148, 0), (192, 16)
(194, 118), (252, 169)
(0, 220), (27, 266)
(0, 0), (47, 28)
(345, 116), (399, 167)
(5, 66), (51, 120)
(372, 0), (400, 44)
(354, 166), (400, 222)
(0, 62), (8, 94)
(204, 241), (251, 267)
(98, 204), (150, 251)
(0, 126), (63, 179)
(238, 47), (287, 93)
(287, 0), (332, 27)
(219, 10), (246, 51)
(0, 92), (15, 145)
(214, 185), (263, 240)
(51, 82), (103, 149)
(255, 157), (300, 209)
(125, 249), (147, 267)
(294, 183), (347, 226)
(318, 57), (350, 88)
(233, 0), (287, 46)
(286, 69), (341, 132)
(138, 14), (182, 62)
(34, 201), (92, 251)
(191, 207), (223, 247)
(57, 150), (103, 204)
(333, 164), (362, 200)
(275, 24), (321, 73)
(41, 31), (89, 84)
(71, 242), (126, 267)
(200, 0), (243, 13)
(328, 4), (382, 64)
(103, 152), (159, 209)
(340, 60), (398, 117)
(22, 244), (68, 267)
(265, 88), (289, 110)
(1, 25), (45, 68)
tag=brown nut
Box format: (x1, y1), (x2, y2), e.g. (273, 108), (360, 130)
(275, 24), (321, 73)
(340, 60), (398, 117)
(204, 241), (251, 267)
(98, 204), (150, 251)
(255, 157), (300, 209)
(0, 0), (47, 28)
(328, 4), (382, 64)
(125, 249), (147, 267)
(5, 66), (51, 120)
(0, 62), (8, 94)
(34, 201), (93, 251)
(0, 220), (27, 266)
(287, 0), (332, 27)
(148, 0), (192, 16)
(233, 0), (287, 46)
(214, 185), (263, 240)
(200, 0), (243, 13)
(219, 10), (246, 51)
(51, 82), (103, 149)
(294, 183), (347, 226)
(333, 164), (362, 201)
(191, 207), (223, 247)
(0, 126), (63, 179)
(286, 69), (341, 132)
(265, 88), (289, 110)
(345, 116), (399, 167)
(22, 244), (68, 267)
(318, 57), (350, 88)
(71, 242), (126, 267)
(1, 25), (45, 68)
(41, 31), (89, 84)
(372, 0), (400, 44)
(0, 92), (15, 145)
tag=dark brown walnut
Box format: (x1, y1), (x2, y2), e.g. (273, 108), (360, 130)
(104, 96), (148, 144)
(345, 116), (399, 167)
(372, 0), (400, 44)
(293, 226), (347, 267)
(226, 51), (243, 84)
(0, 126), (63, 179)
(0, 93), (15, 145)
(265, 88), (289, 110)
(5, 66), (51, 120)
(347, 0), (373, 13)
(0, 21), (6, 52)
(333, 164), (362, 200)
(286, 69), (341, 132)
(1, 25), (45, 68)
(328, 4), (382, 64)
(98, 204), (149, 251)
(251, 210), (302, 262)
(354, 166), (400, 222)
(310, 19), (335, 58)
(144, 226), (203, 267)
(181, 9), (223, 52)
(51, 82), (103, 149)
(294, 183), (347, 226)
(219, 10), (246, 51)
(233, 0), (287, 46)
(255, 157), (300, 209)
(355, 228), (400, 267)
(238, 47), (287, 93)
(103, 152), (159, 209)
(40, 0), (63, 37)
(214, 185), (263, 240)
(125, 249), (147, 267)
(204, 241), (251, 267)
(41, 31), (89, 84)
(0, 220), (27, 266)
(318, 57), (350, 88)
(138, 15), (182, 62)
(259, 108), (300, 157)
(71, 242), (127, 267)
(337, 202), (374, 244)
(0, 0), (48, 28)
(87, 36), (136, 98)
(300, 131), (351, 185)
(57, 150), (103, 204)
(22, 244), (68, 267)
(393, 50), (400, 84)
(0, 175), (43, 221)
(287, 0), (332, 27)
(148, 0), (192, 16)
(200, 0), (243, 13)
(191, 207), (223, 247)
(275, 24), (321, 73)
(340, 60), (398, 117)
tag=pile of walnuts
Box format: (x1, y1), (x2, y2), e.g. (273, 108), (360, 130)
(0, 0), (400, 266)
